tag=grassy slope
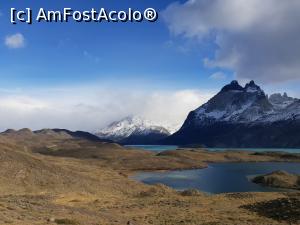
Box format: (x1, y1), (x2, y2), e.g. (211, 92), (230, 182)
(0, 129), (299, 225)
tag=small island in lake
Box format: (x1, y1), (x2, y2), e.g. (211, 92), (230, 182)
(253, 170), (300, 190)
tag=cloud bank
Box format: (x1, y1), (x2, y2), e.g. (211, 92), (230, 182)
(0, 85), (213, 132)
(5, 33), (25, 49)
(163, 0), (300, 83)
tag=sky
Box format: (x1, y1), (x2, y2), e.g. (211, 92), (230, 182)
(0, 0), (300, 132)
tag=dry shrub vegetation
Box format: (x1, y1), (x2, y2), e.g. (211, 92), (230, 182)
(0, 129), (299, 225)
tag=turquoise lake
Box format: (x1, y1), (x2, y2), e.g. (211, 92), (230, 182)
(124, 145), (178, 152)
(125, 145), (300, 153)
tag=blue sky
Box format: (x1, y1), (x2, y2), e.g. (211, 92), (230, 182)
(0, 0), (231, 90)
(0, 0), (299, 131)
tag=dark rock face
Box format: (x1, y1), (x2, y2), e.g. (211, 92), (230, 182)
(119, 129), (170, 145)
(164, 80), (300, 148)
(221, 80), (244, 92)
(165, 119), (300, 147)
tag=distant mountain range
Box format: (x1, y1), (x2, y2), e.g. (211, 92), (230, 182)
(93, 80), (300, 147)
(1, 128), (111, 143)
(164, 80), (300, 148)
(1, 81), (299, 148)
(95, 116), (171, 145)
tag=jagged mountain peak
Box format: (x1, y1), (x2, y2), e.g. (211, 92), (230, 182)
(269, 92), (293, 102)
(244, 80), (263, 93)
(193, 80), (272, 123)
(269, 92), (296, 109)
(221, 80), (263, 93)
(165, 81), (300, 147)
(245, 80), (257, 87)
(221, 80), (244, 92)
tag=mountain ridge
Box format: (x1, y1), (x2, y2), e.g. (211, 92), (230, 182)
(95, 116), (171, 145)
(164, 80), (300, 148)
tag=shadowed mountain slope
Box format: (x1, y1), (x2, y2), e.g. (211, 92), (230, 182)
(164, 80), (300, 148)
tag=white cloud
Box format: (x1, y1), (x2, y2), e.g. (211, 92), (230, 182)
(209, 72), (227, 80)
(163, 0), (300, 83)
(0, 85), (214, 132)
(141, 89), (213, 131)
(5, 33), (25, 49)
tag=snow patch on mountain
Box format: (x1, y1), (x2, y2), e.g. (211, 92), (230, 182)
(192, 80), (299, 124)
(165, 80), (300, 148)
(269, 93), (296, 109)
(95, 116), (171, 142)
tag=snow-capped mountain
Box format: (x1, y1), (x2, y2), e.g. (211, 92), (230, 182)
(269, 92), (297, 109)
(192, 80), (273, 123)
(164, 80), (300, 148)
(95, 116), (170, 144)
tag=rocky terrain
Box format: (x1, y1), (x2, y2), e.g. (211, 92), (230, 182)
(253, 170), (300, 190)
(0, 129), (299, 224)
(164, 80), (300, 148)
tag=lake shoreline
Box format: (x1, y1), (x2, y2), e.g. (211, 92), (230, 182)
(124, 148), (300, 176)
(125, 144), (300, 154)
(132, 161), (300, 194)
(125, 147), (300, 193)
(1, 130), (299, 224)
